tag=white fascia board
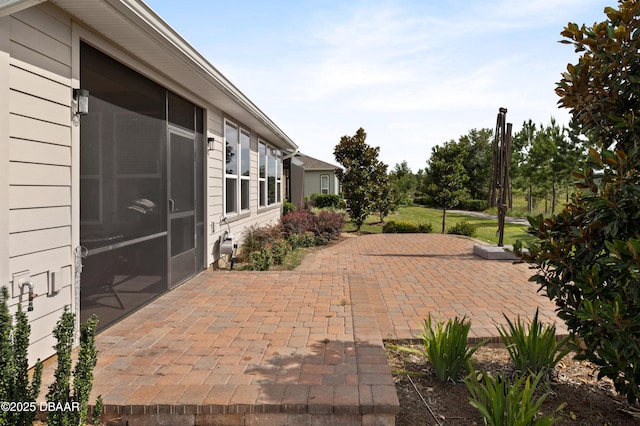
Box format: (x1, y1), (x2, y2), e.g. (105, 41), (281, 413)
(0, 0), (45, 17)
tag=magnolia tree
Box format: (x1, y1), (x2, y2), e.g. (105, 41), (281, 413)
(334, 128), (387, 232)
(516, 0), (640, 404)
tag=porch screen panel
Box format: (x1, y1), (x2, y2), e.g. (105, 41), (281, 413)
(80, 43), (167, 331)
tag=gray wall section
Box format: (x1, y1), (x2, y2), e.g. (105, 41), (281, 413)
(303, 170), (339, 198)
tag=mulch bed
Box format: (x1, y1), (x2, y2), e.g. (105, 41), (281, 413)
(386, 343), (640, 425)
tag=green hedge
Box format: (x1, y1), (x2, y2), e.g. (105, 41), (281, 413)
(383, 220), (432, 233)
(311, 193), (340, 209)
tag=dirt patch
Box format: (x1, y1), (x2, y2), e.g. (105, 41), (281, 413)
(386, 343), (640, 425)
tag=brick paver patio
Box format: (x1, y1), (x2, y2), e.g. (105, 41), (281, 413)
(39, 234), (566, 425)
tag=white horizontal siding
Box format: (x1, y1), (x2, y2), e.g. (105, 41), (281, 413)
(6, 2), (73, 366)
(9, 227), (71, 258)
(9, 162), (70, 186)
(10, 90), (69, 126)
(10, 114), (70, 146)
(9, 246), (70, 278)
(10, 139), (71, 166)
(9, 206), (71, 233)
(9, 186), (71, 209)
(9, 13), (71, 72)
(9, 63), (70, 105)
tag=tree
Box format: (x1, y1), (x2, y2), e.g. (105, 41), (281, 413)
(389, 161), (417, 206)
(517, 0), (640, 404)
(511, 120), (538, 212)
(557, 1), (640, 152)
(334, 128), (386, 231)
(458, 128), (493, 201)
(424, 142), (469, 233)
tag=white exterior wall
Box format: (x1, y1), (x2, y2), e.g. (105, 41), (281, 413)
(2, 1), (290, 364)
(207, 113), (282, 265)
(5, 3), (74, 366)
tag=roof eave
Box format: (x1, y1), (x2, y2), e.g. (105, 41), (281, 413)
(48, 0), (297, 150)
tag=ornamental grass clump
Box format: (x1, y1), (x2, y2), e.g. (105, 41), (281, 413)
(465, 367), (563, 426)
(393, 314), (485, 382)
(497, 309), (572, 379)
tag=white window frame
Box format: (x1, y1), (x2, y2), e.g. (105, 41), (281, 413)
(258, 139), (282, 208)
(258, 140), (267, 208)
(224, 119), (250, 216)
(320, 174), (330, 195)
(239, 129), (250, 212)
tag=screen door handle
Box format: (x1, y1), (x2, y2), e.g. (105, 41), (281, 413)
(169, 198), (175, 212)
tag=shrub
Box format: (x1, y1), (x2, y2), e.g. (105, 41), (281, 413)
(393, 221), (419, 233)
(383, 220), (432, 233)
(413, 196), (430, 206)
(247, 247), (273, 271)
(418, 222), (433, 233)
(0, 287), (43, 426)
(282, 201), (296, 216)
(497, 309), (572, 378)
(459, 199), (487, 211)
(382, 221), (396, 233)
(281, 210), (316, 237)
(518, 150), (640, 403)
(392, 314), (485, 382)
(287, 231), (315, 249)
(269, 239), (291, 265)
(518, 2), (640, 404)
(46, 308), (99, 426)
(465, 368), (562, 426)
(314, 210), (345, 244)
(447, 220), (477, 237)
(241, 224), (282, 257)
(311, 193), (340, 209)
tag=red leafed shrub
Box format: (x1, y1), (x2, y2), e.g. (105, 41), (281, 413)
(280, 210), (317, 237)
(280, 209), (345, 245)
(314, 210), (346, 244)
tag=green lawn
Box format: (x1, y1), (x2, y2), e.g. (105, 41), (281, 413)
(344, 206), (534, 246)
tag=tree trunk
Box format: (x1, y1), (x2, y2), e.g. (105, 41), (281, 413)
(442, 208), (447, 234)
(551, 176), (557, 214)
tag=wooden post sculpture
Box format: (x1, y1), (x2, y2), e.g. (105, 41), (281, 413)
(488, 107), (512, 247)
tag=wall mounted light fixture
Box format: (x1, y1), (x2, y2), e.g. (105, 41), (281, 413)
(207, 137), (215, 152)
(73, 88), (89, 116)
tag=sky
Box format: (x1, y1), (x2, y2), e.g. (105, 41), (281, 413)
(145, 0), (614, 172)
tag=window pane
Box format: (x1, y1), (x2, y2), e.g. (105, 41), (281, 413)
(171, 216), (195, 256)
(260, 181), (266, 207)
(240, 131), (250, 177)
(241, 180), (249, 211)
(168, 92), (195, 131)
(268, 148), (276, 205)
(226, 177), (237, 214)
(170, 133), (195, 213)
(259, 142), (266, 179)
(225, 123), (238, 175)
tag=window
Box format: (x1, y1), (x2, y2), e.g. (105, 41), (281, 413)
(276, 151), (282, 203)
(240, 130), (250, 211)
(259, 140), (281, 207)
(320, 174), (330, 194)
(259, 141), (266, 207)
(268, 147), (276, 205)
(225, 121), (238, 215)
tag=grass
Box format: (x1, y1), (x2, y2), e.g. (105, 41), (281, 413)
(345, 206), (534, 246)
